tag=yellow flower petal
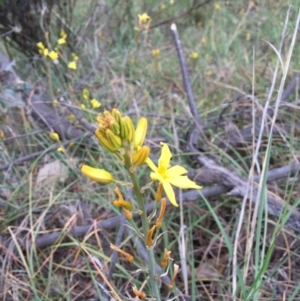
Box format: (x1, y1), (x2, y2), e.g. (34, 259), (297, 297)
(167, 176), (202, 189)
(158, 143), (171, 171)
(162, 181), (178, 207)
(165, 165), (187, 178)
(146, 157), (158, 173)
(81, 165), (114, 184)
(150, 171), (164, 182)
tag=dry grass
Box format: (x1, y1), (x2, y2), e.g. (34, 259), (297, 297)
(1, 1), (300, 300)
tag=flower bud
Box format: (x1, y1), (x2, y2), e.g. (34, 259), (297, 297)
(106, 128), (122, 149)
(132, 145), (150, 166)
(81, 165), (114, 184)
(109, 120), (120, 136)
(120, 117), (129, 141)
(134, 117), (147, 149)
(111, 108), (122, 124)
(124, 116), (135, 143)
(95, 129), (116, 153)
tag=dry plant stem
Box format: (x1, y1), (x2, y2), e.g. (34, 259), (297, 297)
(170, 23), (205, 130)
(125, 155), (161, 301)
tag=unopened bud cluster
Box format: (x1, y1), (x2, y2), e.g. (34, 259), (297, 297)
(95, 109), (150, 167)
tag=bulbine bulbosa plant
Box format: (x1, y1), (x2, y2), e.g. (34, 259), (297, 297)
(81, 109), (202, 300)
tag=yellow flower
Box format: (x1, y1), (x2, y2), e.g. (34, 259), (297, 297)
(82, 88), (89, 100)
(68, 114), (76, 122)
(214, 2), (220, 10)
(60, 29), (67, 38)
(146, 143), (202, 207)
(138, 13), (151, 24)
(152, 48), (160, 57)
(49, 132), (60, 141)
(48, 50), (58, 61)
(90, 98), (101, 109)
(80, 104), (86, 109)
(58, 37), (66, 45)
(37, 42), (49, 56)
(189, 51), (199, 59)
(68, 61), (77, 70)
(81, 165), (114, 184)
(58, 29), (67, 44)
(72, 53), (79, 61)
(57, 146), (65, 152)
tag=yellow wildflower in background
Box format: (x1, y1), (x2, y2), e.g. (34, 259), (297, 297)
(138, 13), (151, 24)
(189, 51), (199, 59)
(83, 89), (89, 100)
(146, 143), (202, 207)
(90, 98), (101, 109)
(68, 61), (77, 70)
(49, 132), (60, 141)
(58, 29), (67, 45)
(72, 53), (79, 61)
(57, 146), (65, 152)
(214, 2), (220, 10)
(37, 42), (49, 56)
(48, 50), (58, 61)
(68, 114), (76, 122)
(80, 104), (86, 109)
(152, 49), (160, 57)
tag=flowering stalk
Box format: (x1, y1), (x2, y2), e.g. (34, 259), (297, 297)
(124, 153), (161, 301)
(80, 108), (202, 300)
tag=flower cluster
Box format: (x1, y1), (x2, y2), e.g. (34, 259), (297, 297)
(81, 109), (150, 177)
(82, 88), (101, 109)
(37, 29), (79, 69)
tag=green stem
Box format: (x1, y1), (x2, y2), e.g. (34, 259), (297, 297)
(125, 155), (161, 301)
